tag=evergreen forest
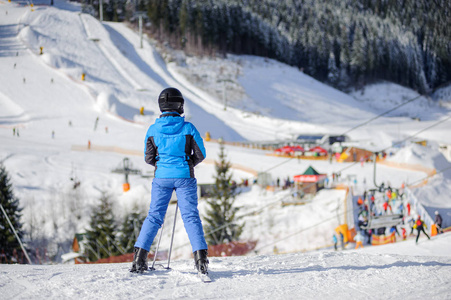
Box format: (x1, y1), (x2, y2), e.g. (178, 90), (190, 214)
(84, 0), (451, 95)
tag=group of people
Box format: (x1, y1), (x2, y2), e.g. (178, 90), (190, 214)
(381, 186), (403, 214)
(12, 127), (19, 137)
(353, 185), (446, 247)
(405, 211), (444, 243)
(357, 186), (406, 219)
(332, 232), (345, 251)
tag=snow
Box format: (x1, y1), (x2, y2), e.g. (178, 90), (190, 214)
(386, 142), (450, 171)
(1, 235), (451, 299)
(1, 1), (451, 299)
(350, 81), (438, 120)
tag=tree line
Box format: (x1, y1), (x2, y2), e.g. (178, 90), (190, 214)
(83, 0), (450, 95)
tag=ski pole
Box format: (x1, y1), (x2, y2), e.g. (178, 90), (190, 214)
(165, 201), (179, 269)
(150, 220), (165, 271)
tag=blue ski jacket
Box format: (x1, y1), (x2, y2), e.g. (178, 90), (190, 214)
(144, 112), (206, 178)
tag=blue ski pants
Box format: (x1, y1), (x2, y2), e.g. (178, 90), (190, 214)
(134, 178), (208, 253)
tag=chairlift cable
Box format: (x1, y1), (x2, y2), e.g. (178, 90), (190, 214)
(267, 115), (451, 184)
(342, 82), (443, 137)
(260, 90), (443, 175)
(378, 115), (451, 154)
(254, 207), (356, 253)
(341, 115), (451, 186)
(341, 95), (422, 136)
(406, 165), (451, 188)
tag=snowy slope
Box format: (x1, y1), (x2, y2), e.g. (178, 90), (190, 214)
(1, 233), (451, 299)
(9, 1), (451, 144)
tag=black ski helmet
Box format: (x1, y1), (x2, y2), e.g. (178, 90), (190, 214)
(158, 87), (184, 114)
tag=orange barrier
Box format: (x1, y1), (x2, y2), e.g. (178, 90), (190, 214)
(123, 183), (130, 192)
(431, 224), (438, 236)
(348, 227), (356, 243)
(371, 232), (396, 246)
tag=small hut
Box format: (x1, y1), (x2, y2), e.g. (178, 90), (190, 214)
(293, 166), (327, 194)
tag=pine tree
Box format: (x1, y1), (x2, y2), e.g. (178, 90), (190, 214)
(327, 51), (340, 87)
(118, 207), (145, 253)
(339, 23), (351, 73)
(203, 140), (243, 246)
(85, 192), (119, 261)
(0, 163), (25, 263)
(350, 25), (367, 86)
(179, 0), (189, 40)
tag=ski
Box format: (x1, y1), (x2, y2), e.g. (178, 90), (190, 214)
(198, 272), (212, 283)
(132, 266), (212, 282)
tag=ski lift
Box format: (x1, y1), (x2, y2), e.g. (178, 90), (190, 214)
(70, 163), (81, 189)
(112, 158), (142, 192)
(360, 213), (404, 230)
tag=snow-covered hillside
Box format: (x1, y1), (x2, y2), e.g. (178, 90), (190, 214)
(1, 1), (451, 298)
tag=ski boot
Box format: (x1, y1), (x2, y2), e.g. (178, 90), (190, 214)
(130, 247), (149, 273)
(194, 249), (209, 274)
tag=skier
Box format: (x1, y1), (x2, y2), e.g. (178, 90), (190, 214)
(354, 231), (364, 249)
(93, 116), (99, 131)
(339, 232), (345, 250)
(383, 199), (393, 214)
(130, 87), (209, 276)
(389, 225), (400, 238)
(434, 211), (443, 234)
(401, 227), (407, 240)
(332, 234), (338, 251)
(415, 216), (430, 244)
(408, 217), (416, 236)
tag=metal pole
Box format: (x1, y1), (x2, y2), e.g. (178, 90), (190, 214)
(0, 203), (32, 264)
(99, 0), (103, 22)
(373, 153), (379, 188)
(85, 243), (101, 261)
(165, 202), (178, 269)
(223, 80), (227, 110)
(149, 221), (165, 270)
(139, 15), (143, 49)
